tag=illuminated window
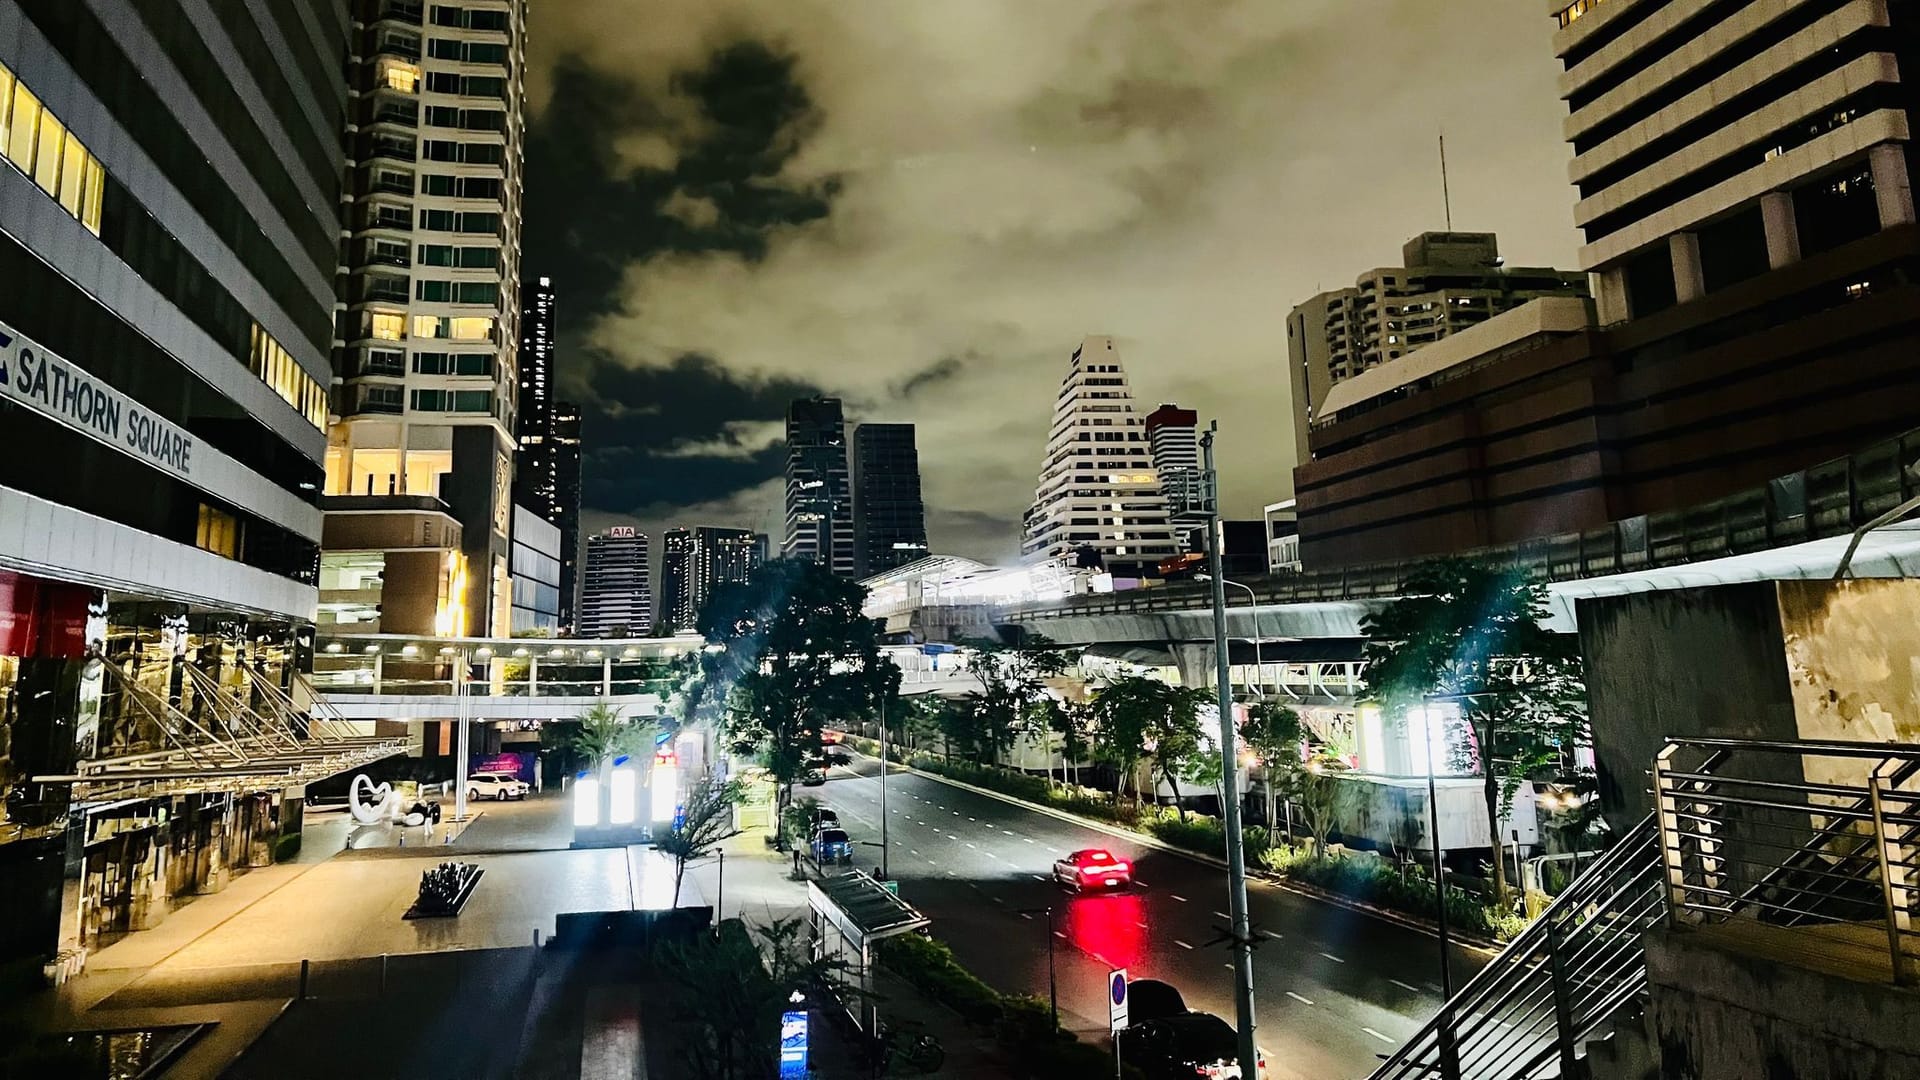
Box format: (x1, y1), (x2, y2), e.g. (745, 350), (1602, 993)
(196, 505), (241, 558)
(449, 316), (493, 341)
(31, 110), (63, 194)
(372, 312), (406, 340)
(6, 79), (38, 167)
(383, 61), (421, 93)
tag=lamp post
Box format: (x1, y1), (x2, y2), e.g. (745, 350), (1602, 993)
(453, 648), (471, 822)
(880, 697), (890, 880)
(1421, 702), (1462, 1080)
(1196, 424), (1260, 1080)
(1018, 906), (1058, 1027)
(1200, 574), (1280, 835)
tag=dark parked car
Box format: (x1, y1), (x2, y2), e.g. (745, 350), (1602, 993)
(1117, 1013), (1268, 1079)
(811, 828), (852, 866)
(1125, 979), (1187, 1024)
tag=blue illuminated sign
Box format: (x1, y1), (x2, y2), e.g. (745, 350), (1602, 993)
(779, 1009), (809, 1077)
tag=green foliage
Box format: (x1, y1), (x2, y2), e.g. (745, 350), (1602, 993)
(654, 916), (847, 1080)
(1361, 557), (1590, 899)
(555, 702), (658, 772)
(697, 558), (898, 839)
(951, 636), (1079, 764)
(1260, 844), (1522, 941)
(877, 933), (1004, 1024)
(1086, 675), (1210, 811)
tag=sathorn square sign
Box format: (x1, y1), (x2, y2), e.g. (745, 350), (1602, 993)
(0, 319), (196, 482)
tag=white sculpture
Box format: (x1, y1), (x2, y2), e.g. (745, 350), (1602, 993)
(348, 774), (436, 827)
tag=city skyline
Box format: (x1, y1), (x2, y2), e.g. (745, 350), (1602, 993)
(525, 1), (1583, 561)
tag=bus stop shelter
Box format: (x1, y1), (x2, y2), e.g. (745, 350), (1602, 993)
(807, 872), (929, 1033)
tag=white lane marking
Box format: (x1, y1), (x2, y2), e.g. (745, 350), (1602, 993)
(1286, 991), (1315, 1006)
(909, 849), (920, 856)
(1390, 979), (1420, 993)
(945, 870), (957, 876)
(1259, 930), (1283, 941)
(1134, 881), (1148, 888)
(1224, 964), (1235, 970)
(925, 859), (937, 867)
(965, 842), (977, 849)
(967, 816), (976, 821)
(1019, 912), (1033, 920)
(1319, 952), (1346, 964)
(1033, 874), (1049, 882)
(1136, 921), (1150, 929)
(1363, 1027), (1394, 1043)
(1214, 911), (1231, 920)
(1053, 931), (1067, 940)
(1426, 983), (1444, 994)
(952, 811), (961, 816)
(1023, 837), (1035, 843)
(1175, 940), (1194, 950)
(986, 851), (1002, 860)
(1170, 894), (1187, 902)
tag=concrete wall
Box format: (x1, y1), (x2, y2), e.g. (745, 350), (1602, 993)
(1777, 579), (1920, 788)
(1576, 582), (1799, 830)
(1635, 928), (1920, 1080)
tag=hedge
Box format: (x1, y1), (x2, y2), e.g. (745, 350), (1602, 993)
(1262, 844), (1525, 941)
(876, 932), (1003, 1025)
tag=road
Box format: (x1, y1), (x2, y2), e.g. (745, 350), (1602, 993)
(810, 752), (1487, 1080)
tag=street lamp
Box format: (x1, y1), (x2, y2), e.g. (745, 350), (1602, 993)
(1016, 905), (1058, 1027)
(1195, 574), (1266, 696)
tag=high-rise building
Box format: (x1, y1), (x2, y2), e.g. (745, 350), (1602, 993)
(508, 504), (561, 634)
(577, 527), (651, 638)
(0, 0), (349, 972)
(551, 401), (582, 630)
(1144, 403), (1200, 504)
(783, 397), (854, 576)
(661, 526), (766, 630)
(515, 275), (557, 515)
(324, 0), (529, 637)
(1285, 232), (1587, 462)
(851, 423), (929, 578)
(1021, 336), (1179, 578)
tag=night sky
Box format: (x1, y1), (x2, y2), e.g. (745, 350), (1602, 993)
(522, 1), (1584, 561)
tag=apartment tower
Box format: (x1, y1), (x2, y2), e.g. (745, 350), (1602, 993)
(851, 423), (930, 578)
(576, 527), (651, 638)
(783, 396), (855, 576)
(325, 0), (529, 637)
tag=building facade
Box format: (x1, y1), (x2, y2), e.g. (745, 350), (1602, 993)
(1285, 232), (1588, 462)
(783, 396), (855, 576)
(1021, 336), (1179, 579)
(324, 0), (528, 637)
(550, 399), (581, 629)
(576, 527), (651, 638)
(0, 0), (352, 974)
(850, 423), (929, 578)
(514, 274), (556, 515)
(661, 526), (765, 631)
(508, 503), (561, 634)
(1288, 0), (1920, 569)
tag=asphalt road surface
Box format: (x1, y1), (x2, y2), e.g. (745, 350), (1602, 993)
(811, 751), (1488, 1080)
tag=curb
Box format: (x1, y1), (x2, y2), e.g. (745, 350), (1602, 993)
(869, 751), (1501, 956)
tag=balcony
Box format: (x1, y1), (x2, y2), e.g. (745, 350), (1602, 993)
(365, 141), (417, 164)
(373, 0), (423, 25)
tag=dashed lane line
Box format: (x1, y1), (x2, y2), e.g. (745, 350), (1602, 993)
(1174, 940), (1194, 950)
(1362, 1027), (1394, 1043)
(1214, 911), (1231, 920)
(1259, 930), (1283, 941)
(1170, 894), (1187, 902)
(1390, 979), (1420, 993)
(1319, 952), (1346, 964)
(1286, 991), (1315, 1006)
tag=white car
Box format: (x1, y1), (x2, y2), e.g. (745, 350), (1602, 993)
(467, 772), (529, 801)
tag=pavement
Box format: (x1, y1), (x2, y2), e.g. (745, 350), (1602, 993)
(810, 750), (1491, 1080)
(12, 783), (1028, 1078)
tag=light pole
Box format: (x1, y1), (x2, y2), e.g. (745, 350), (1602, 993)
(1421, 701), (1462, 1080)
(453, 648), (472, 821)
(1018, 905), (1058, 1027)
(1196, 423), (1260, 1080)
(880, 697), (890, 880)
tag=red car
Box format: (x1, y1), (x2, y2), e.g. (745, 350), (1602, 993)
(1053, 848), (1133, 891)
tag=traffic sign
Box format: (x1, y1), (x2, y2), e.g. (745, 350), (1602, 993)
(1108, 968), (1128, 1031)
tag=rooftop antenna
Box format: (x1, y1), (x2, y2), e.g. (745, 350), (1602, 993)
(1439, 132), (1453, 231)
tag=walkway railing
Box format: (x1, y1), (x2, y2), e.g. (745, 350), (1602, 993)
(1370, 736), (1920, 1078)
(1006, 425), (1920, 623)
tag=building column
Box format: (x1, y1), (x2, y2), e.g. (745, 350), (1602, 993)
(1669, 232), (1704, 303)
(1171, 642), (1216, 690)
(1761, 191), (1801, 269)
(1593, 266), (1630, 324)
(1870, 142), (1916, 228)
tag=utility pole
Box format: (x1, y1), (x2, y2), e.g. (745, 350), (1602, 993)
(1197, 423), (1259, 1079)
(453, 648), (471, 821)
(879, 697), (890, 880)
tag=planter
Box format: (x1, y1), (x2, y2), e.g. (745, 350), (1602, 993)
(404, 861), (483, 919)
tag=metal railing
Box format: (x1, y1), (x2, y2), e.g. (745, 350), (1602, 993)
(1655, 737), (1919, 986)
(1370, 814), (1668, 1080)
(1371, 737), (1920, 1078)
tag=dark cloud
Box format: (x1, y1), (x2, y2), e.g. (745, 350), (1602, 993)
(523, 39), (838, 519)
(577, 353), (820, 516)
(893, 356), (966, 399)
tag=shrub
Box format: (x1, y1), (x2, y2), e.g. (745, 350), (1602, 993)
(1142, 810), (1227, 857)
(876, 933), (1003, 1024)
(1259, 844), (1523, 940)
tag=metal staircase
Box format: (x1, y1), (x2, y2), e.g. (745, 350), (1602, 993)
(1369, 737), (1920, 1079)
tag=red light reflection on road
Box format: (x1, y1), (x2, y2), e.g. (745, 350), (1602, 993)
(1060, 891), (1146, 970)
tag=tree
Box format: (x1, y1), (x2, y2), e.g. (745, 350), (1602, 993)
(656, 772), (744, 906)
(654, 916), (852, 1080)
(555, 702), (658, 829)
(697, 559), (898, 845)
(1240, 702), (1305, 835)
(1290, 754), (1348, 858)
(1087, 675), (1209, 816)
(957, 635), (1078, 765)
(1360, 558), (1590, 901)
